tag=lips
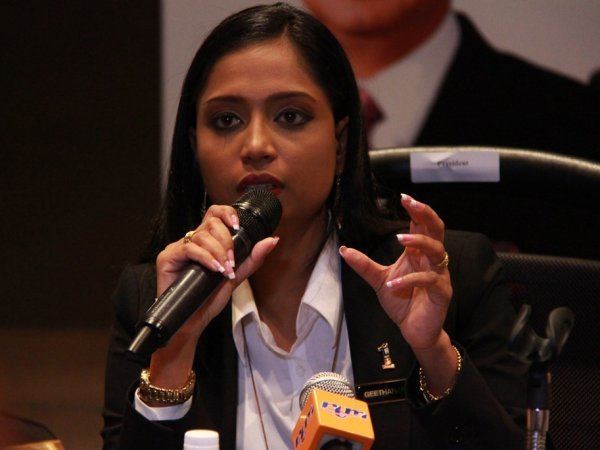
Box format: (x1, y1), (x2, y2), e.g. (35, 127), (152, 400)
(237, 173), (284, 196)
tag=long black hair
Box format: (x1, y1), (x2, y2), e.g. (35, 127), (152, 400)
(141, 3), (399, 262)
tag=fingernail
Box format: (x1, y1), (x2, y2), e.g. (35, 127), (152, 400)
(212, 259), (226, 273)
(338, 245), (347, 256)
(271, 236), (280, 247)
(410, 199), (424, 210)
(400, 193), (412, 202)
(227, 249), (235, 268)
(386, 277), (403, 288)
(224, 260), (236, 280)
(231, 215), (240, 231)
(396, 233), (414, 243)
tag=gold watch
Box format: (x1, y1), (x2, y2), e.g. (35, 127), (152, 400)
(139, 368), (196, 405)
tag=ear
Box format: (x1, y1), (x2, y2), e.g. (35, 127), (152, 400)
(188, 127), (197, 152)
(334, 117), (349, 174)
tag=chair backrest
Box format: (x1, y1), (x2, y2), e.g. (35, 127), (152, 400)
(497, 252), (600, 450)
(369, 147), (600, 259)
(0, 413), (65, 450)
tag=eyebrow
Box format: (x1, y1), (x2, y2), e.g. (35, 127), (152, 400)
(202, 91), (317, 106)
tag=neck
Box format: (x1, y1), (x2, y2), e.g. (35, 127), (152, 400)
(335, 1), (449, 78)
(249, 210), (330, 351)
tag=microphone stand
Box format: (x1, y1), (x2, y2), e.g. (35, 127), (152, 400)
(509, 304), (574, 450)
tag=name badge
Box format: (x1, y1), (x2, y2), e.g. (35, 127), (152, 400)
(355, 379), (406, 405)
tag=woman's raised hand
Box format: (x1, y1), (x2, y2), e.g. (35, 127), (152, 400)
(339, 194), (452, 353)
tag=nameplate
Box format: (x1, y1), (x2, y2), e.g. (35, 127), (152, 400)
(355, 379), (406, 405)
(410, 151), (500, 183)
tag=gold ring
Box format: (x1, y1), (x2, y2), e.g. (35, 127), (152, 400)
(436, 251), (449, 269)
(183, 230), (196, 244)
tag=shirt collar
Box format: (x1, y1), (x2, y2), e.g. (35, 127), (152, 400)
(360, 12), (460, 148)
(231, 234), (342, 365)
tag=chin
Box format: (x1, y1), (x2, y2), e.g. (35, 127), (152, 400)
(306, 0), (414, 34)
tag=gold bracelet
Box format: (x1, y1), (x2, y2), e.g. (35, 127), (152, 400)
(418, 345), (462, 402)
(139, 368), (196, 405)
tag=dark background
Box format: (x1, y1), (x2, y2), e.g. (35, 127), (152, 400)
(1, 1), (160, 328)
(1, 3), (160, 448)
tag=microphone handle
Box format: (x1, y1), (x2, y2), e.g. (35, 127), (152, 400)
(127, 228), (254, 359)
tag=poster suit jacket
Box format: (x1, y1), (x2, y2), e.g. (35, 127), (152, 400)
(415, 14), (599, 161)
(102, 231), (526, 450)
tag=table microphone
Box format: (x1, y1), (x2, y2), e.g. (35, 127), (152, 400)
(127, 189), (282, 360)
(291, 372), (375, 450)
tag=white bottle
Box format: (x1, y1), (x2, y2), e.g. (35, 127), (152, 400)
(183, 429), (219, 450)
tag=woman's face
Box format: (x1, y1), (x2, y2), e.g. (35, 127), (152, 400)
(194, 37), (345, 228)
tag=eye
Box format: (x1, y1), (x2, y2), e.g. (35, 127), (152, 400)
(211, 112), (242, 130)
(276, 109), (311, 127)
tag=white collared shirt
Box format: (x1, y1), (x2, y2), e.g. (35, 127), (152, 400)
(360, 12), (460, 148)
(135, 235), (354, 449)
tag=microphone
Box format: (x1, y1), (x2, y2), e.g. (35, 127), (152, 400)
(291, 372), (375, 450)
(127, 189), (282, 360)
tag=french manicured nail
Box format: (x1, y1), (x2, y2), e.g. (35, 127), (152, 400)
(212, 259), (226, 273)
(228, 249), (235, 268)
(338, 245), (348, 256)
(410, 199), (424, 210)
(386, 277), (403, 288)
(231, 215), (240, 231)
(225, 260), (235, 280)
(400, 193), (412, 202)
(396, 233), (414, 243)
(271, 236), (280, 247)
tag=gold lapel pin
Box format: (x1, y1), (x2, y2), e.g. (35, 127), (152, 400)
(377, 342), (396, 370)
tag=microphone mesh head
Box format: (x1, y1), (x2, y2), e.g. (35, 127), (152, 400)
(299, 372), (355, 409)
(233, 189), (282, 242)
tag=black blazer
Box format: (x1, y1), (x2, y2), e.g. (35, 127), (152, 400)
(102, 231), (526, 449)
(416, 14), (599, 162)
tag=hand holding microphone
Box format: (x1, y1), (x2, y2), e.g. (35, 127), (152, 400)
(128, 189), (282, 360)
(291, 372), (375, 450)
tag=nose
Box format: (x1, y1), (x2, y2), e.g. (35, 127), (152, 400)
(240, 116), (277, 166)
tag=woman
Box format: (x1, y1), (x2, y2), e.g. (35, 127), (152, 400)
(103, 4), (525, 449)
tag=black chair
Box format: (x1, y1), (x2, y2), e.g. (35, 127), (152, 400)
(370, 147), (600, 259)
(497, 253), (600, 450)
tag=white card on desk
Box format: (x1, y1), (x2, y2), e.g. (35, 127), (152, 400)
(410, 151), (500, 183)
